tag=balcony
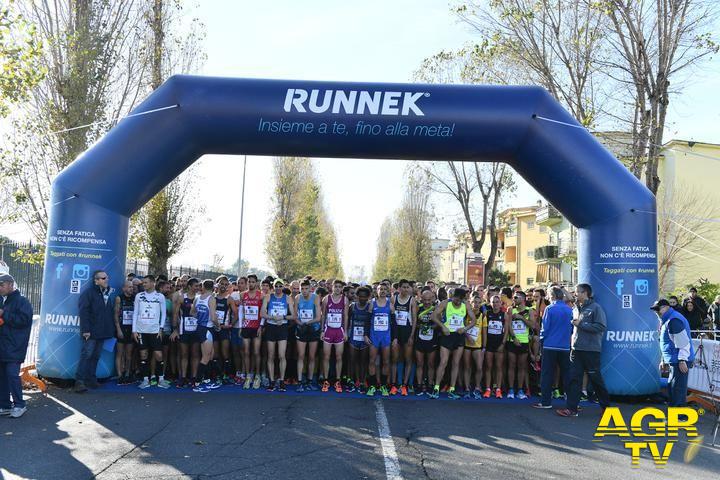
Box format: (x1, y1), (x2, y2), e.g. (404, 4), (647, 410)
(536, 204), (562, 226)
(534, 245), (560, 263)
(559, 238), (577, 257)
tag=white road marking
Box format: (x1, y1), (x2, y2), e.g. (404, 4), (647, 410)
(375, 399), (403, 480)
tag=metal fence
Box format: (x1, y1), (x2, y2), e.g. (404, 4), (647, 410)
(0, 240), (235, 314)
(0, 240), (43, 313)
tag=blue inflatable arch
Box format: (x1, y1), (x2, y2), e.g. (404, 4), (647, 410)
(39, 75), (660, 394)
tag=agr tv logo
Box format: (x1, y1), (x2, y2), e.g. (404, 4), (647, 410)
(594, 407), (701, 468)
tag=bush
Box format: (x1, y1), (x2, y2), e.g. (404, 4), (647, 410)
(487, 268), (510, 287)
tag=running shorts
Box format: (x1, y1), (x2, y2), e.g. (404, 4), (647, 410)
(241, 327), (260, 340)
(439, 332), (465, 351)
(394, 326), (413, 346)
(322, 326), (345, 345)
(506, 341), (529, 355)
(486, 335), (505, 353)
(415, 338), (437, 354)
(211, 328), (230, 342)
(136, 332), (163, 351)
(295, 324), (321, 343)
(264, 324), (288, 342)
(117, 325), (133, 345)
(370, 330), (391, 349)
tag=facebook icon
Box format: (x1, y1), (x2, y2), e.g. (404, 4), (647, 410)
(615, 279), (624, 296)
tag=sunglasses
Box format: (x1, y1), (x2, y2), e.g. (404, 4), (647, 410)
(96, 276), (108, 280)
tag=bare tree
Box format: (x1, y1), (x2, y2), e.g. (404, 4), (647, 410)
(657, 182), (720, 291)
(414, 47), (516, 279)
(601, 0), (719, 193)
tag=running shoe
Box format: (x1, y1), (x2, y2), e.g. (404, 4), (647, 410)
(366, 385), (377, 397)
(507, 389), (515, 399)
(233, 375), (244, 386)
(158, 379), (172, 389)
(448, 389), (460, 400)
(552, 388), (561, 399)
(429, 386), (440, 399)
(116, 375), (126, 386)
(389, 385), (398, 396)
(517, 389), (528, 400)
(473, 389), (483, 400)
(495, 388), (503, 399)
(261, 376), (270, 388)
(193, 383), (209, 393)
(556, 408), (578, 417)
(138, 378), (151, 389)
(346, 382), (356, 393)
(580, 391), (589, 402)
(400, 385), (408, 396)
(334, 381), (343, 393)
(266, 382), (276, 392)
(243, 376), (252, 389)
(252, 376), (262, 389)
(408, 384), (415, 395)
(150, 378), (158, 387)
(380, 385), (389, 397)
(358, 385), (367, 395)
(296, 382), (305, 393)
(416, 385), (426, 396)
(279, 380), (287, 392)
(175, 378), (186, 389)
(209, 379), (222, 389)
(532, 402), (552, 409)
(322, 380), (330, 393)
(308, 381), (319, 391)
(462, 390), (472, 400)
(482, 388), (491, 399)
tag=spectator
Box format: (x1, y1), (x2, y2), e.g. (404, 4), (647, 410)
(533, 287), (572, 409)
(652, 299), (695, 407)
(557, 283), (610, 417)
(668, 296), (681, 312)
(0, 274), (33, 418)
(75, 270), (118, 393)
(708, 296), (720, 334)
(688, 287), (709, 317)
(681, 298), (703, 334)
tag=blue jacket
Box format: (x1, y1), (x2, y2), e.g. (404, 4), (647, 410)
(78, 285), (118, 340)
(660, 308), (695, 364)
(540, 300), (573, 350)
(0, 289), (34, 362)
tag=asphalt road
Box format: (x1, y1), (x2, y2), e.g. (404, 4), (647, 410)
(1, 384), (718, 480)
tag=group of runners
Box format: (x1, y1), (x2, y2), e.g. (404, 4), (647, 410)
(116, 273), (555, 399)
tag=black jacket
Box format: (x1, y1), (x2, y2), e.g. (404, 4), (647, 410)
(78, 285), (117, 339)
(0, 289), (34, 362)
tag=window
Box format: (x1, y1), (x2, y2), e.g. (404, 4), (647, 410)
(539, 225), (548, 233)
(527, 250), (534, 258)
(527, 221), (535, 229)
(527, 277), (535, 286)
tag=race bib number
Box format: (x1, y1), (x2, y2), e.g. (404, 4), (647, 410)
(419, 325), (434, 341)
(466, 326), (479, 343)
(327, 312), (342, 329)
(183, 316), (198, 332)
(449, 314), (464, 331)
(353, 326), (365, 341)
(215, 310), (227, 324)
(374, 313), (389, 331)
(512, 320), (527, 334)
(299, 309), (314, 323)
(488, 320), (503, 335)
(122, 310), (133, 325)
(396, 310), (409, 326)
(244, 305), (259, 320)
(271, 307), (287, 318)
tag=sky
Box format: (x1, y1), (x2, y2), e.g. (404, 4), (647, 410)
(3, 0), (720, 278)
